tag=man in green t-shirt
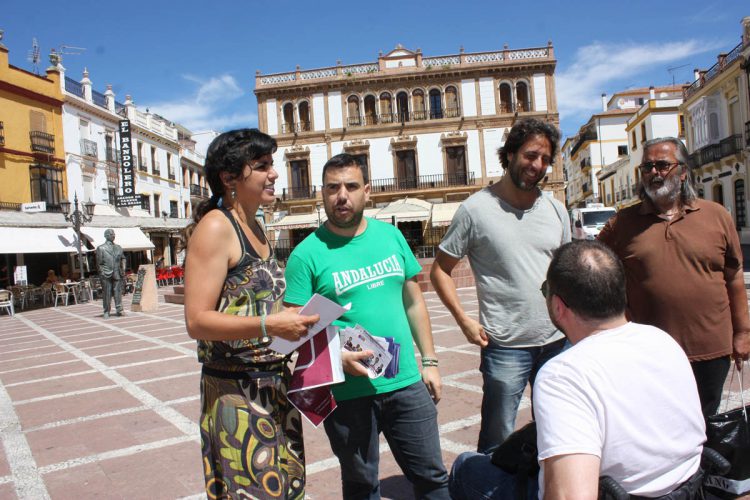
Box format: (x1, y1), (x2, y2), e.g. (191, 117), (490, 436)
(285, 154), (449, 499)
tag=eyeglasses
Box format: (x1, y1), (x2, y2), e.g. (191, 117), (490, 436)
(638, 161), (681, 174)
(540, 279), (568, 306)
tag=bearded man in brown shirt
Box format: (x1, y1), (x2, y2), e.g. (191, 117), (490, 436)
(598, 137), (750, 416)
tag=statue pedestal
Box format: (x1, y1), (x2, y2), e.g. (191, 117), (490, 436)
(130, 264), (158, 312)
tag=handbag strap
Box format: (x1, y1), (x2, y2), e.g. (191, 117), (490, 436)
(722, 360), (748, 421)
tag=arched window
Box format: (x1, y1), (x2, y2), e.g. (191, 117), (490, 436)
(396, 91), (410, 122)
(713, 183), (724, 207)
(428, 89), (443, 119)
(298, 101), (310, 131)
(516, 82), (530, 112)
(282, 103), (295, 133)
(347, 95), (361, 126)
(499, 83), (513, 113)
(412, 90), (426, 120)
(379, 92), (393, 123)
(735, 179), (746, 229)
(445, 86), (459, 117)
(364, 95), (377, 125)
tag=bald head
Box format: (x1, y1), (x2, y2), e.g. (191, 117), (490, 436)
(104, 229), (115, 242)
(546, 240), (626, 320)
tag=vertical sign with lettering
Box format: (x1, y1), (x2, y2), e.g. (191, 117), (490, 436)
(116, 119), (141, 207)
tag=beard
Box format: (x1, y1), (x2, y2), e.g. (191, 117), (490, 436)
(508, 159), (544, 191)
(644, 173), (681, 205)
(325, 204), (364, 229)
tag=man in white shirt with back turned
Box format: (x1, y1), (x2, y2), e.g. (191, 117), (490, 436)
(449, 240), (705, 499)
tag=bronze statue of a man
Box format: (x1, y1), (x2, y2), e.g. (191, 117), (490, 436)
(96, 228), (125, 318)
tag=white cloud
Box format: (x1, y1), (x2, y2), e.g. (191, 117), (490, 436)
(145, 74), (255, 132)
(556, 39), (723, 132)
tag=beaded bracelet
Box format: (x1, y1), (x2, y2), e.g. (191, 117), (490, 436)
(421, 356), (439, 368)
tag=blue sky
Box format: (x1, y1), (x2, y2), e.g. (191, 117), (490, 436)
(3, 1), (747, 139)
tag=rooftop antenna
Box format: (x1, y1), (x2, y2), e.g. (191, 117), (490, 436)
(667, 64), (690, 85)
(27, 37), (40, 74)
(55, 43), (86, 63)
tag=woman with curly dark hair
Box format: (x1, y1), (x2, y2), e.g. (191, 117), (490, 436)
(184, 128), (318, 499)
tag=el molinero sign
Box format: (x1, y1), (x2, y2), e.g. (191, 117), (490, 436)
(115, 119), (141, 207)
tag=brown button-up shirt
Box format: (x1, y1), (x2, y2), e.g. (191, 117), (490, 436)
(598, 198), (742, 361)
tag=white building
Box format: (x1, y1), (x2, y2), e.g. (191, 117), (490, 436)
(61, 67), (194, 268)
(597, 87), (684, 208)
(254, 43), (563, 255)
(681, 18), (750, 245)
(563, 85), (683, 208)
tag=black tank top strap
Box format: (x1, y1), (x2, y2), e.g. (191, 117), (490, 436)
(218, 207), (253, 258)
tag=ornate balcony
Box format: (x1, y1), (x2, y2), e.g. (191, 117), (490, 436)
(370, 171), (475, 194)
(690, 134), (743, 167)
(346, 108), (462, 128)
(281, 121), (312, 134)
(106, 146), (120, 164)
(30, 131), (55, 153)
(282, 185), (317, 200)
(190, 184), (209, 198)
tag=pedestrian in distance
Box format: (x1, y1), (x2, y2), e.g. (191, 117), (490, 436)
(183, 129), (319, 499)
(598, 137), (750, 416)
(431, 118), (570, 453)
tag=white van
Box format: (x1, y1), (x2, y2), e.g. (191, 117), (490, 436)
(571, 204), (617, 240)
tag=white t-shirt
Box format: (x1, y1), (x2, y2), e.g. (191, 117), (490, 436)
(534, 322), (705, 498)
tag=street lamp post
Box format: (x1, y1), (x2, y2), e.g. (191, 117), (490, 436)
(316, 202), (322, 227)
(60, 194), (95, 289)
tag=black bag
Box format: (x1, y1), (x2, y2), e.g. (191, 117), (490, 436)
(704, 363), (750, 499)
(490, 420), (539, 475)
(490, 421), (539, 500)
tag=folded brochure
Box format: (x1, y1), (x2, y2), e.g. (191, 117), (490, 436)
(269, 293), (351, 355)
(288, 325), (344, 427)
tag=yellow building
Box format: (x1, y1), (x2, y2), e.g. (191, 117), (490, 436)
(0, 42), (66, 210)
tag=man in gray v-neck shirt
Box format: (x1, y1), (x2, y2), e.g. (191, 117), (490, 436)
(431, 118), (570, 453)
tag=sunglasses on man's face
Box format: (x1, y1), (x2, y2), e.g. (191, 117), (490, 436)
(540, 280), (568, 306)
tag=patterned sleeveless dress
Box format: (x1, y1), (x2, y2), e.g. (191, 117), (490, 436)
(198, 208), (304, 499)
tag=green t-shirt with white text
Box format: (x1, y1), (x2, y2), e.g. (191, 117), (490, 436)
(284, 218), (422, 401)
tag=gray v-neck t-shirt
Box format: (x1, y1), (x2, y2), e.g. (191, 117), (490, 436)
(439, 187), (570, 347)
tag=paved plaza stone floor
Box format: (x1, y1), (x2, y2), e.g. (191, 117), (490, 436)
(0, 287), (503, 499)
(0, 288), (746, 499)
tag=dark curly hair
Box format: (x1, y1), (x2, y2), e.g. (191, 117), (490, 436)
(193, 128), (277, 224)
(497, 118), (560, 169)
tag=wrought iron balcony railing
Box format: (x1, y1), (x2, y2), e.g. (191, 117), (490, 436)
(152, 161), (161, 176)
(347, 108), (462, 127)
(138, 157), (148, 172)
(168, 172), (176, 181)
(281, 121), (312, 133)
(80, 138), (98, 157)
(282, 185), (317, 200)
(745, 121), (750, 148)
(190, 184), (209, 198)
(30, 131), (55, 153)
(690, 134), (742, 167)
(0, 122), (4, 147)
(370, 171), (475, 194)
(64, 77), (84, 98)
(105, 146), (120, 163)
(92, 90), (107, 109)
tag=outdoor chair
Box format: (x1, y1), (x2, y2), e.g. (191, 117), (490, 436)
(53, 283), (69, 307)
(88, 276), (103, 299)
(9, 285), (28, 310)
(0, 289), (14, 316)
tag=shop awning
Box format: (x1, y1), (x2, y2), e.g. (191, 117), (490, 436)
(430, 202), (462, 227)
(375, 198), (433, 223)
(81, 227), (155, 251)
(0, 227), (82, 254)
(266, 212), (327, 230)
